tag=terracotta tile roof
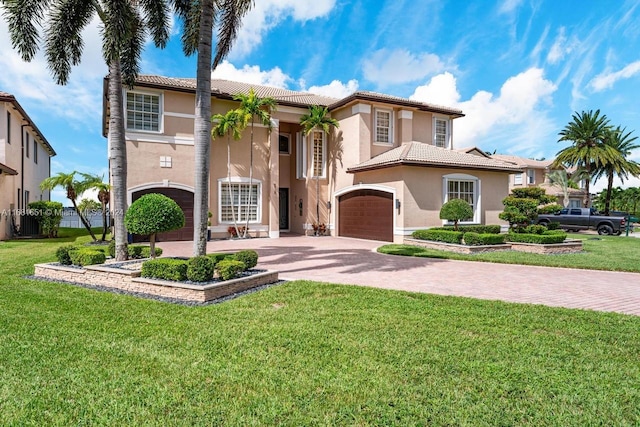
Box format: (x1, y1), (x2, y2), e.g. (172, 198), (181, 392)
(0, 161), (18, 175)
(329, 91), (464, 117)
(0, 91), (56, 156)
(347, 142), (523, 173)
(491, 154), (553, 168)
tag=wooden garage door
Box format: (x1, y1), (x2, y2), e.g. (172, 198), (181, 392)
(131, 188), (194, 242)
(338, 190), (393, 242)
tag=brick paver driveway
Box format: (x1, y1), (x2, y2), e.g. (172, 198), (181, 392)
(160, 234), (640, 316)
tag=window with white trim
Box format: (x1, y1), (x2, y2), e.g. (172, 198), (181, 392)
(296, 132), (307, 179)
(160, 156), (172, 168)
(311, 130), (326, 178)
(374, 108), (393, 144)
(443, 173), (480, 223)
(433, 117), (450, 148)
(126, 91), (161, 132)
(527, 169), (535, 184)
(219, 180), (261, 222)
(514, 173), (523, 185)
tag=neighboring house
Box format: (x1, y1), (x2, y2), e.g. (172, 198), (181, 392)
(102, 76), (522, 243)
(491, 154), (586, 208)
(0, 92), (56, 240)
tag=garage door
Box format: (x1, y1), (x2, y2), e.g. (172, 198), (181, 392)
(131, 188), (194, 242)
(338, 190), (393, 242)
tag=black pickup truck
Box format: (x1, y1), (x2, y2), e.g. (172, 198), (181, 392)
(537, 207), (626, 235)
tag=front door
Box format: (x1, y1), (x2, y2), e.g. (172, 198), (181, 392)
(279, 188), (289, 230)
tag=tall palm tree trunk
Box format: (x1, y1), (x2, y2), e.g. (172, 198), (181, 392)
(108, 60), (128, 261)
(227, 135), (240, 237)
(583, 164), (591, 208)
(71, 198), (97, 241)
(100, 199), (108, 241)
(604, 172), (615, 215)
(193, 0), (214, 256)
(245, 120), (254, 238)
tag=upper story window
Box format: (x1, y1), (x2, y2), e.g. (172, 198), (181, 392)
(279, 133), (290, 154)
(514, 173), (523, 185)
(527, 169), (535, 184)
(311, 130), (327, 178)
(126, 91), (161, 132)
(33, 139), (37, 164)
(374, 108), (393, 144)
(25, 132), (29, 158)
(434, 117), (450, 148)
(6, 112), (10, 144)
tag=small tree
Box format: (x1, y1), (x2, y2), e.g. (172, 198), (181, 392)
(124, 194), (185, 259)
(440, 199), (473, 231)
(27, 201), (63, 238)
(78, 199), (101, 227)
(499, 187), (556, 230)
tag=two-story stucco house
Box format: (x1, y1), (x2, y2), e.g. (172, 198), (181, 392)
(0, 92), (56, 240)
(103, 76), (522, 243)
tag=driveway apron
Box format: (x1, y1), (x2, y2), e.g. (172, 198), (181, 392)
(159, 234), (640, 316)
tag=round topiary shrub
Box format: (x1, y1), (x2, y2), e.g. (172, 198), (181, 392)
(440, 199), (473, 230)
(187, 256), (214, 282)
(56, 244), (80, 265)
(124, 193), (185, 258)
(216, 259), (245, 281)
(233, 250), (258, 269)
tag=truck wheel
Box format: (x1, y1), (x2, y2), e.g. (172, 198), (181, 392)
(597, 225), (613, 235)
(614, 231), (622, 236)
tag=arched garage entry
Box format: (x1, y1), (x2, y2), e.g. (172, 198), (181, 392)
(338, 188), (393, 242)
(130, 186), (194, 242)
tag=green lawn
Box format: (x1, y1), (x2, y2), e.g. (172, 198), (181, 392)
(1, 230), (639, 425)
(379, 233), (640, 272)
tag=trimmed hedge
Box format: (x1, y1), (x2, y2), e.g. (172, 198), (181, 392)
(412, 229), (464, 244)
(187, 256), (215, 282)
(439, 225), (501, 234)
(507, 232), (567, 244)
(216, 259), (246, 281)
(463, 232), (507, 246)
(128, 245), (163, 259)
(141, 258), (188, 281)
(207, 253), (235, 267)
(69, 248), (106, 266)
(56, 244), (81, 265)
(108, 240), (116, 258)
(234, 250), (258, 269)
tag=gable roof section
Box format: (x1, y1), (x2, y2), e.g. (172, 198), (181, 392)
(0, 91), (56, 156)
(329, 91), (464, 117)
(0, 161), (18, 175)
(491, 154), (553, 169)
(347, 142), (523, 173)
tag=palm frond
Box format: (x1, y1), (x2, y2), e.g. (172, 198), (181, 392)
(138, 0), (171, 48)
(1, 0), (50, 61)
(212, 0), (254, 69)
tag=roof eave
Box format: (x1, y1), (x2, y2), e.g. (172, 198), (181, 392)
(2, 94), (56, 156)
(329, 93), (465, 118)
(347, 160), (523, 174)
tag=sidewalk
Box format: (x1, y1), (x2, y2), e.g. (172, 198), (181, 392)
(159, 235), (640, 316)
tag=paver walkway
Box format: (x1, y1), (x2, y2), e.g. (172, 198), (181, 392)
(160, 234), (640, 316)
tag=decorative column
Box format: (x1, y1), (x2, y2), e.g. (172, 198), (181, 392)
(268, 118), (280, 238)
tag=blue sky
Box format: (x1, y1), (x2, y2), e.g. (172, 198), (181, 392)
(2, 0), (640, 204)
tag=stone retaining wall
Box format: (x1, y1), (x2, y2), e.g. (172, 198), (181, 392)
(34, 263), (279, 302)
(403, 238), (583, 254)
(508, 239), (583, 254)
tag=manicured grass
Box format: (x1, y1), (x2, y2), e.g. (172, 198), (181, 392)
(1, 231), (639, 425)
(379, 233), (640, 272)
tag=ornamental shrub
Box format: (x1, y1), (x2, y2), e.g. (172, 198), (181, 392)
(56, 244), (80, 265)
(207, 252), (235, 268)
(187, 256), (214, 282)
(507, 232), (567, 244)
(547, 221), (560, 230)
(69, 248), (106, 266)
(124, 193), (185, 258)
(141, 258), (188, 281)
(412, 229), (464, 244)
(439, 225), (501, 234)
(439, 199), (474, 230)
(28, 201), (63, 238)
(525, 224), (548, 235)
(538, 203), (563, 214)
(108, 239), (116, 258)
(233, 250), (258, 269)
(128, 244), (163, 259)
(463, 232), (507, 246)
(216, 259), (246, 281)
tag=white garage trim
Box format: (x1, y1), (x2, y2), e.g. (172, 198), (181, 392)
(128, 181), (194, 205)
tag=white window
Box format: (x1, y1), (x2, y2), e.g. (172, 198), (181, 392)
(311, 130), (326, 178)
(126, 91), (161, 132)
(160, 156), (172, 168)
(374, 109), (393, 144)
(527, 169), (535, 184)
(296, 132), (307, 179)
(514, 173), (523, 185)
(442, 173), (480, 223)
(279, 133), (290, 154)
(219, 179), (261, 223)
(433, 117), (450, 148)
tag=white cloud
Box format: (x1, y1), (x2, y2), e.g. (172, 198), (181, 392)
(411, 68), (557, 151)
(498, 0), (524, 14)
(230, 0), (336, 59)
(307, 79), (358, 98)
(589, 60), (640, 92)
(547, 27), (576, 65)
(363, 49), (446, 86)
(211, 60), (292, 88)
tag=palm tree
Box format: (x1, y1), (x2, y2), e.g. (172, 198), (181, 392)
(212, 109), (246, 237)
(234, 89), (277, 237)
(593, 126), (640, 215)
(553, 110), (617, 208)
(88, 179), (112, 242)
(299, 105), (340, 232)
(3, 0), (172, 261)
(40, 172), (100, 240)
(547, 169), (577, 207)
(173, 0), (255, 255)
